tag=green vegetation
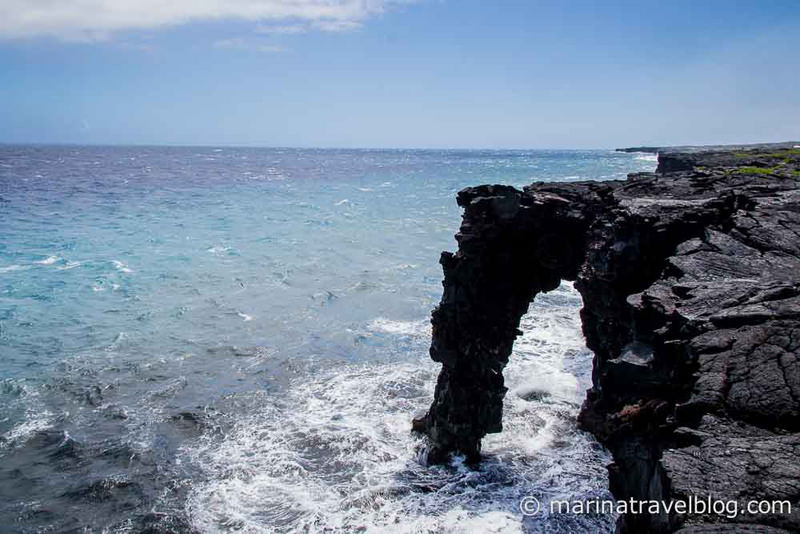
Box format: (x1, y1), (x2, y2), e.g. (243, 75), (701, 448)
(739, 166), (775, 174)
(722, 149), (800, 178)
(735, 148), (800, 159)
(736, 165), (800, 177)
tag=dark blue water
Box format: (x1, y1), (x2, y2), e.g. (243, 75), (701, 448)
(0, 146), (656, 533)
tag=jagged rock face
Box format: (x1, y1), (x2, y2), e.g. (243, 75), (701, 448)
(414, 148), (800, 533)
(412, 182), (608, 463)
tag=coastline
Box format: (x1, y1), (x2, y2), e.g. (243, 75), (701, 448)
(415, 143), (800, 533)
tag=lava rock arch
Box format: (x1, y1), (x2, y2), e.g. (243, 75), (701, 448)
(413, 148), (800, 533)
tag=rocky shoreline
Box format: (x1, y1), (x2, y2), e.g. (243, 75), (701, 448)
(413, 145), (800, 532)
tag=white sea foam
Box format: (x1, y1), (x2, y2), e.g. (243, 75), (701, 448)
(237, 312), (253, 322)
(184, 360), (439, 533)
(109, 332), (128, 348)
(207, 245), (230, 255)
(184, 284), (613, 533)
(35, 255), (60, 265)
(486, 286), (587, 456)
(635, 154), (658, 162)
(111, 260), (133, 273)
(1, 407), (54, 450)
(0, 264), (28, 273)
(265, 168), (287, 180)
(335, 199), (350, 206)
(369, 318), (430, 337)
(0, 379), (54, 450)
(56, 260), (81, 270)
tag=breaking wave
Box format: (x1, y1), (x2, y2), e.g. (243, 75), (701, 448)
(184, 284), (614, 533)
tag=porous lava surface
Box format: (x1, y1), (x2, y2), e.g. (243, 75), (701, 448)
(414, 146), (800, 532)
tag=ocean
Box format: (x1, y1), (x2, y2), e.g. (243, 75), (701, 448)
(0, 146), (657, 533)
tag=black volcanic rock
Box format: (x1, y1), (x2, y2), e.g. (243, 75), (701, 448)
(616, 141), (800, 157)
(414, 146), (800, 532)
(615, 146), (661, 153)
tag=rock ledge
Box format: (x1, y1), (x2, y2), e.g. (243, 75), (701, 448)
(414, 146), (800, 533)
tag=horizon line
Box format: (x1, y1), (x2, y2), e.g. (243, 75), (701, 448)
(0, 141), (623, 151)
(2, 140), (796, 152)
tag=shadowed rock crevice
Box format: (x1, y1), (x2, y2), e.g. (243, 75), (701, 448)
(414, 147), (800, 533)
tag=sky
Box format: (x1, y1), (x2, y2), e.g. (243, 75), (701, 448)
(0, 0), (799, 149)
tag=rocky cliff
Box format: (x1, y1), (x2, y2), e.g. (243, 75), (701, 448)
(413, 146), (800, 532)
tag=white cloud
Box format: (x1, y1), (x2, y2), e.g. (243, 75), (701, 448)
(0, 0), (415, 41)
(311, 19), (363, 32)
(213, 37), (287, 53)
(255, 23), (307, 35)
(255, 17), (367, 36)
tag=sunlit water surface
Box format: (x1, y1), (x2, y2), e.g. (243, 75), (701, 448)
(0, 146), (656, 533)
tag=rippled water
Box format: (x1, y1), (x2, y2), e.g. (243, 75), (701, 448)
(0, 146), (655, 533)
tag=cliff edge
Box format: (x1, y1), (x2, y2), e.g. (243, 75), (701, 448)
(413, 146), (800, 533)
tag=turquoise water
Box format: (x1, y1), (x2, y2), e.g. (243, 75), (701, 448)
(0, 146), (656, 533)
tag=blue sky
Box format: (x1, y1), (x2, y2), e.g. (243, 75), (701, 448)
(1, 0), (798, 148)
